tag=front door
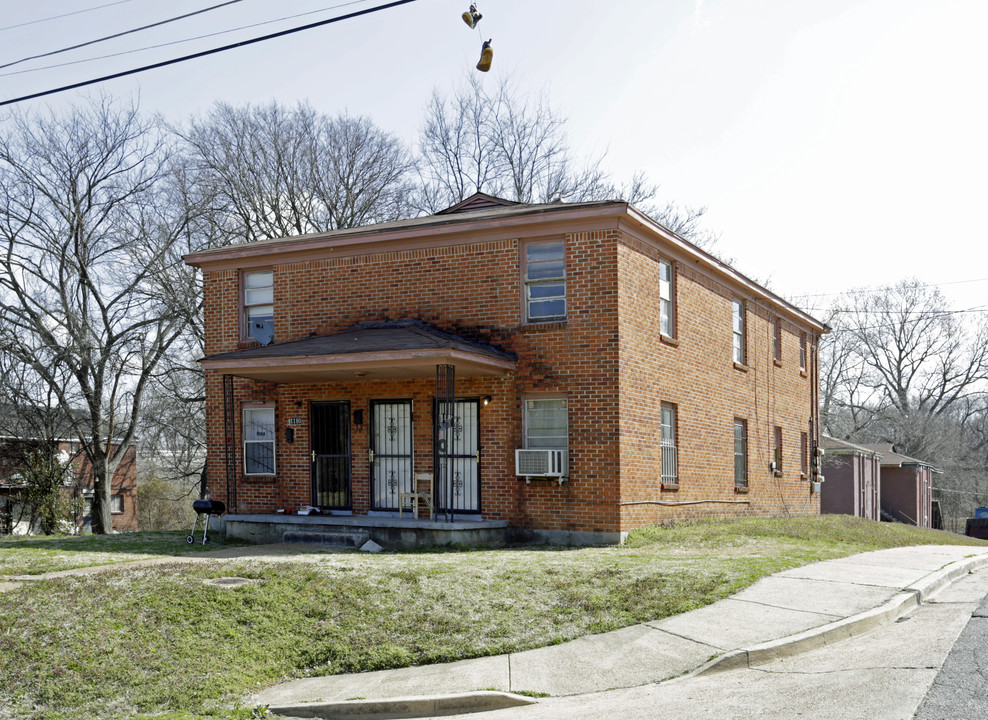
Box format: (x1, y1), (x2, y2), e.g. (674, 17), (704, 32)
(311, 402), (351, 509)
(435, 399), (481, 514)
(371, 400), (413, 510)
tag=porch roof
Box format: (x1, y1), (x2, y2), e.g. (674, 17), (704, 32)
(200, 320), (517, 383)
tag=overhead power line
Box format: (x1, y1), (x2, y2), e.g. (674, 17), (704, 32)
(0, 0), (139, 33)
(0, 0), (373, 80)
(0, 0), (419, 108)
(0, 0), (247, 71)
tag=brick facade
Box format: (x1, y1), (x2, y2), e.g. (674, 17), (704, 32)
(187, 197), (826, 541)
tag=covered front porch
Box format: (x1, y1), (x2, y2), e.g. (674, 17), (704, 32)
(201, 320), (520, 547)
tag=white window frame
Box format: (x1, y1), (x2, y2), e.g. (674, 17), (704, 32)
(110, 494), (124, 514)
(523, 397), (569, 449)
(658, 260), (674, 338)
(661, 403), (678, 486)
(242, 270), (274, 343)
(732, 299), (746, 365)
(799, 332), (808, 372)
(243, 405), (276, 475)
(523, 241), (566, 322)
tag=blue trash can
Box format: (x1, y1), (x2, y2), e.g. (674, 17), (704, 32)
(975, 507), (988, 519)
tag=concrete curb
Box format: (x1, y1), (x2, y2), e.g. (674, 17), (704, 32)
(267, 691), (536, 719)
(694, 552), (988, 676)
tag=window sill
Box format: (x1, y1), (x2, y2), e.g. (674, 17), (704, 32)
(800, 369), (808, 378)
(243, 474), (277, 483)
(661, 481), (680, 491)
(520, 320), (568, 331)
(773, 359), (783, 368)
(734, 484), (750, 494)
(659, 334), (679, 348)
(773, 471), (784, 478)
(733, 362), (750, 373)
(800, 473), (809, 480)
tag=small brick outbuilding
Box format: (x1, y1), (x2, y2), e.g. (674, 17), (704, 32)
(185, 194), (828, 545)
(820, 435), (882, 521)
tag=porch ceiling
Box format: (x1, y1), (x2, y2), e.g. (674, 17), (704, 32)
(200, 320), (517, 384)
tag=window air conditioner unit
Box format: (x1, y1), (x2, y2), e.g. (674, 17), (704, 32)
(515, 449), (568, 483)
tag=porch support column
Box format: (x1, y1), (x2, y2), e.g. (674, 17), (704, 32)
(435, 363), (455, 522)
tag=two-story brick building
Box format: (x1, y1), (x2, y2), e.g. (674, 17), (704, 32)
(185, 194), (827, 546)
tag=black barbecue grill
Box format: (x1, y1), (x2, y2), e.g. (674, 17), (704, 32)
(187, 499), (226, 545)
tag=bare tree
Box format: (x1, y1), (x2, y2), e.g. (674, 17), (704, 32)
(416, 76), (717, 248)
(0, 97), (189, 534)
(174, 101), (417, 244)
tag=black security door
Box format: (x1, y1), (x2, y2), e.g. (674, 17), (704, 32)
(371, 400), (413, 510)
(311, 402), (351, 509)
(435, 399), (481, 514)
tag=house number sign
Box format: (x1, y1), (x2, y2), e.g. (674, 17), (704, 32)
(287, 417), (303, 426)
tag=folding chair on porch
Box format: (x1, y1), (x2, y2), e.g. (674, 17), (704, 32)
(399, 472), (435, 519)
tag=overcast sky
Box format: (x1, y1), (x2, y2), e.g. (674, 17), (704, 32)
(2, 0), (986, 316)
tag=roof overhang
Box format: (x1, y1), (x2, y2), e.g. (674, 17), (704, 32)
(201, 347), (516, 384)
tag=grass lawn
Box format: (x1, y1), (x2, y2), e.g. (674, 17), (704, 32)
(0, 531), (248, 577)
(0, 516), (983, 720)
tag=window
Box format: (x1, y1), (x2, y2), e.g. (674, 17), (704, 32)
(732, 299), (746, 364)
(244, 406), (276, 474)
(658, 260), (674, 337)
(111, 494), (124, 514)
(773, 318), (782, 363)
(733, 420), (748, 488)
(524, 398), (568, 449)
(801, 432), (809, 477)
(243, 270), (274, 343)
(773, 426), (783, 474)
(799, 333), (808, 372)
(661, 403), (678, 486)
(524, 241), (566, 322)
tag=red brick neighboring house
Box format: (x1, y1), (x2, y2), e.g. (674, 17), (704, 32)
(862, 444), (937, 529)
(819, 435), (882, 521)
(0, 439), (137, 535)
(184, 194), (828, 546)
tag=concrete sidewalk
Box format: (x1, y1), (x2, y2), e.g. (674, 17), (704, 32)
(253, 545), (988, 719)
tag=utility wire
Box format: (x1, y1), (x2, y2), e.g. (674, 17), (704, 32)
(0, 0), (139, 33)
(0, 0), (419, 108)
(0, 0), (373, 80)
(0, 0), (248, 71)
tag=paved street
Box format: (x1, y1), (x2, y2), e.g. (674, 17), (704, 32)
(425, 568), (988, 720)
(915, 585), (988, 719)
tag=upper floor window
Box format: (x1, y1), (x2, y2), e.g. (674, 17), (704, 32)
(524, 397), (568, 449)
(524, 241), (566, 322)
(799, 332), (808, 372)
(661, 403), (678, 486)
(773, 317), (783, 363)
(244, 406), (276, 475)
(659, 260), (674, 337)
(801, 431), (809, 477)
(243, 270), (274, 344)
(732, 299), (746, 364)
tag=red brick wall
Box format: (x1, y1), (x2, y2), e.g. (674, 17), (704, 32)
(616, 233), (820, 525)
(200, 221), (822, 536)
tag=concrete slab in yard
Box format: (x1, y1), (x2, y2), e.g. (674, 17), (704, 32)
(252, 655), (508, 706)
(647, 598), (837, 650)
(509, 624), (718, 696)
(731, 576), (898, 617)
